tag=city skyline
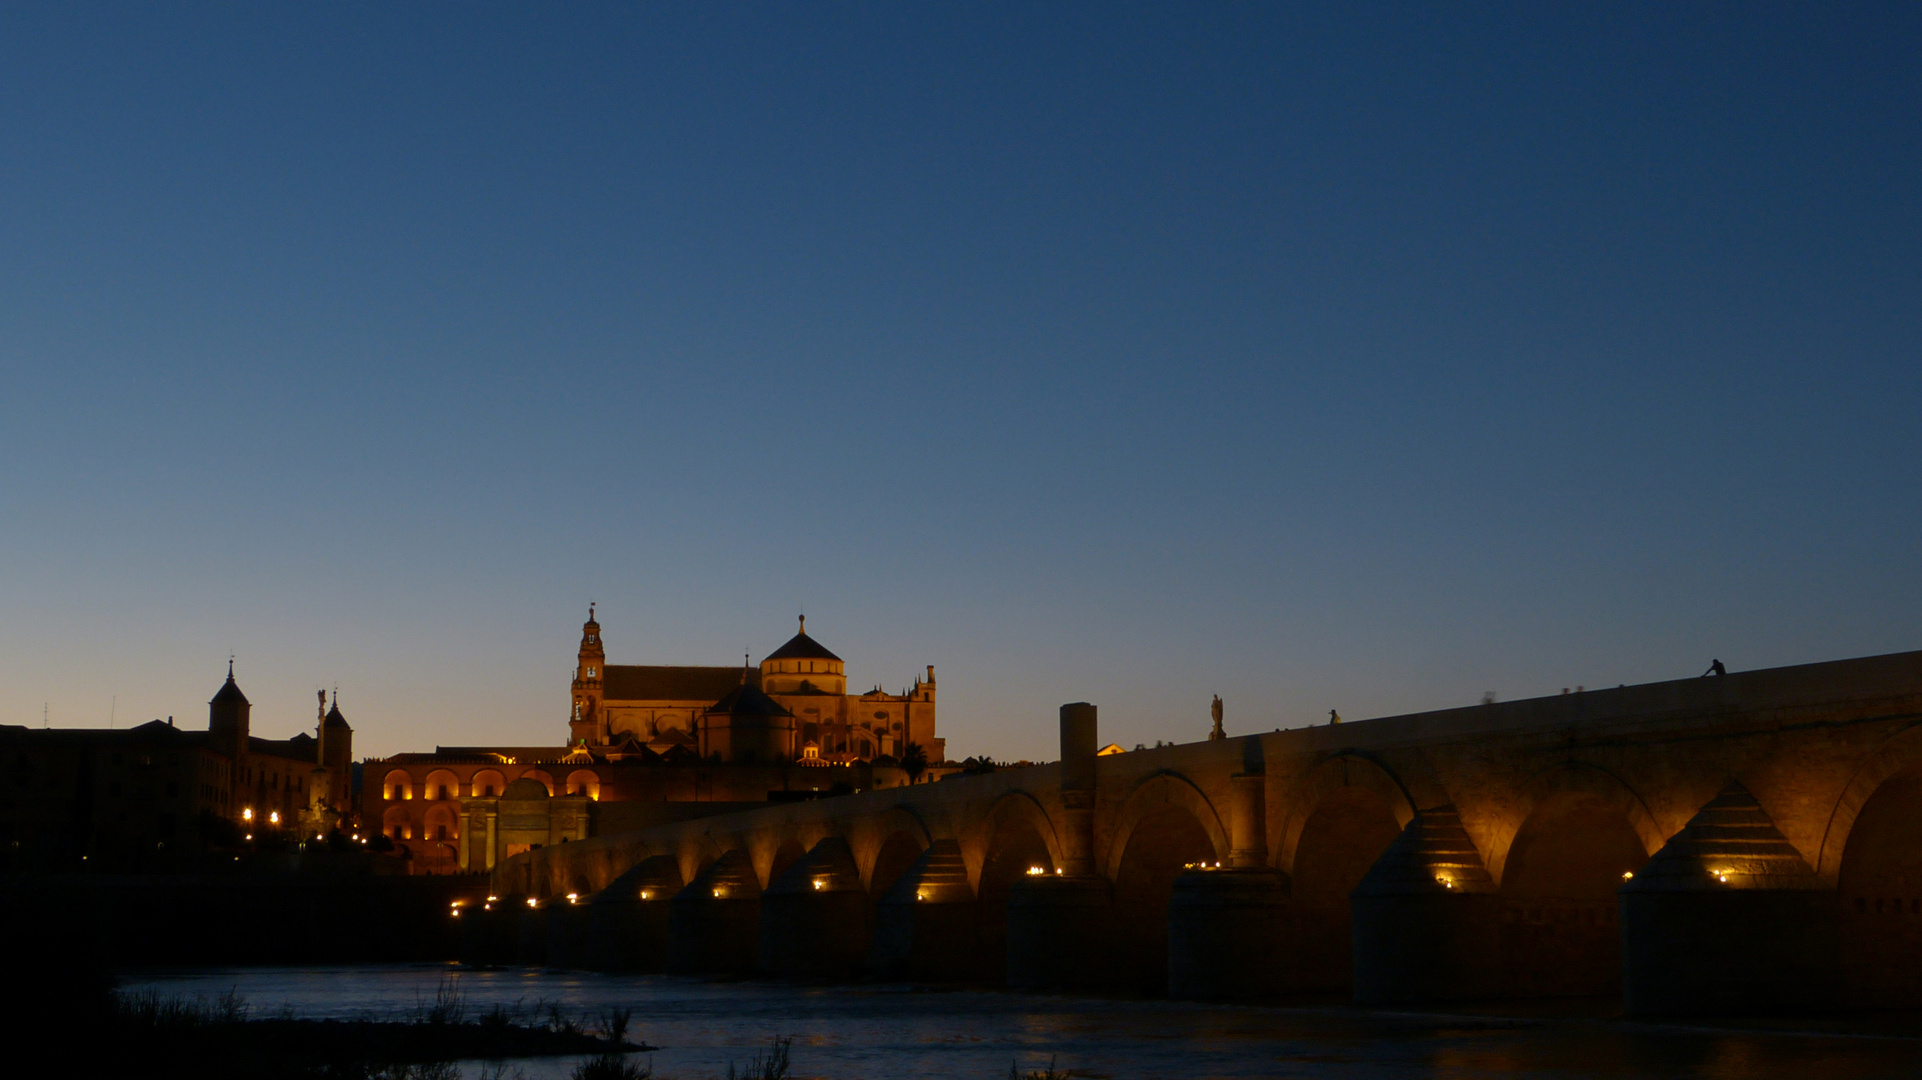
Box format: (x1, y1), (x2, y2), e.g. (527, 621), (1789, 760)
(3, 5), (1919, 762)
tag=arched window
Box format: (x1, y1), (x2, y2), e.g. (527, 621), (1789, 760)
(382, 804), (413, 840)
(471, 769), (506, 797)
(566, 770), (601, 800)
(424, 769), (460, 802)
(382, 770), (413, 801)
(423, 802), (460, 842)
(520, 769), (555, 795)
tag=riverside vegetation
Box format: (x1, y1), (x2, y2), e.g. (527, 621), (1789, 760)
(102, 981), (648, 1079)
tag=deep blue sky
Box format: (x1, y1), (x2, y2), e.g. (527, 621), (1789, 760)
(2, 4), (1917, 760)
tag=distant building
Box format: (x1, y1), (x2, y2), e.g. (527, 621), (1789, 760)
(568, 610), (944, 765)
(0, 664), (354, 869)
(364, 609), (949, 873)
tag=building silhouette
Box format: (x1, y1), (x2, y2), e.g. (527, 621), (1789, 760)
(0, 663), (353, 869)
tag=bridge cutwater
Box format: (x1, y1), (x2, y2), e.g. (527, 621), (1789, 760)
(464, 649), (1922, 1015)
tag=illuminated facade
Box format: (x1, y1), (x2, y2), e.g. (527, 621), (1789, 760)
(362, 609), (948, 873)
(567, 610), (944, 766)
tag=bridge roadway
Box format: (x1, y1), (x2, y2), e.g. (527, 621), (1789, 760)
(471, 648), (1922, 1015)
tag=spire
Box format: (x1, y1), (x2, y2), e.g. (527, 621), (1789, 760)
(589, 601), (596, 623)
(799, 613), (806, 635)
(227, 655), (235, 680)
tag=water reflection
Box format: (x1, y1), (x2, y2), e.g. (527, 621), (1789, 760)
(120, 965), (1920, 1080)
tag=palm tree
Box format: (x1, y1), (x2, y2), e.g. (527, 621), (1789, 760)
(900, 741), (928, 785)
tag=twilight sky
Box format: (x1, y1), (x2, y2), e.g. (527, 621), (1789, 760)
(2, 4), (1917, 761)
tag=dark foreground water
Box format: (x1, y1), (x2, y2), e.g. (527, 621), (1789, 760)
(121, 965), (1922, 1080)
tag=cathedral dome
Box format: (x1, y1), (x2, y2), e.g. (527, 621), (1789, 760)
(763, 616), (842, 663)
(761, 616), (845, 695)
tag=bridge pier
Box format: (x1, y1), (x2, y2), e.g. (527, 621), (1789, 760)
(1351, 806), (1501, 1004)
(1169, 767), (1291, 998)
(458, 895), (520, 966)
(759, 836), (873, 979)
(870, 839), (979, 980)
(667, 850), (762, 975)
(1621, 782), (1840, 1015)
(1168, 867), (1291, 998)
(542, 897), (591, 968)
(584, 855), (683, 972)
(1007, 702), (1115, 990)
(516, 899), (552, 966)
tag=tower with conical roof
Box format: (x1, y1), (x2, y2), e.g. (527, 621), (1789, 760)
(322, 690), (353, 808)
(570, 604), (606, 746)
(209, 659), (251, 764)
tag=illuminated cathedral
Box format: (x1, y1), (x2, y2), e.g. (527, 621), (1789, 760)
(566, 607), (943, 766)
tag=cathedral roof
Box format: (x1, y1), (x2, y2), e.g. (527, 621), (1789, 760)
(324, 702), (351, 730)
(604, 664), (756, 702)
(764, 617), (842, 663)
(706, 678), (795, 719)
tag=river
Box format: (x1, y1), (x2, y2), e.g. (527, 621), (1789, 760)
(120, 965), (1920, 1079)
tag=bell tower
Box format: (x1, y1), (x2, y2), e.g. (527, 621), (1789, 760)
(570, 604), (606, 745)
(209, 659), (251, 762)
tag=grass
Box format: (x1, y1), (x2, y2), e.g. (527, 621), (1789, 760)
(1009, 1056), (1073, 1080)
(572, 1054), (653, 1080)
(93, 984), (646, 1080)
(726, 1035), (793, 1080)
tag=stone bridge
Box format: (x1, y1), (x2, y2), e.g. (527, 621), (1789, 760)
(471, 649), (1922, 1015)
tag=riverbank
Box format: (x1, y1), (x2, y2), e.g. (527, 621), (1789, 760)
(24, 978), (646, 1080)
(110, 964), (1922, 1080)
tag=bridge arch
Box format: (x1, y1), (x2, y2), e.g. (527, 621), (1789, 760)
(1497, 761), (1658, 998)
(970, 791), (1063, 971)
(860, 806), (932, 895)
(1822, 720), (1922, 1005)
(967, 791), (1063, 884)
(1275, 750), (1419, 874)
(767, 837), (807, 890)
(1102, 771), (1228, 881)
(1279, 752), (1417, 991)
(1105, 771), (1227, 993)
(678, 832), (732, 891)
(1817, 719), (1922, 881)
